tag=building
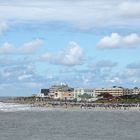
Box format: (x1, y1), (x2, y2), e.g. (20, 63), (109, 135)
(123, 88), (133, 95)
(74, 88), (95, 99)
(132, 87), (140, 95)
(41, 89), (49, 96)
(56, 91), (74, 100)
(36, 89), (49, 98)
(95, 87), (124, 97)
(95, 87), (134, 97)
(49, 83), (74, 100)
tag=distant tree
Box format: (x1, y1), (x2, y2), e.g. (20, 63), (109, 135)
(134, 87), (139, 89)
(78, 93), (92, 99)
(98, 93), (113, 99)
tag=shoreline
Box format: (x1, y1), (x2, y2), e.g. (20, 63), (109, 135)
(1, 99), (140, 112)
(31, 104), (140, 111)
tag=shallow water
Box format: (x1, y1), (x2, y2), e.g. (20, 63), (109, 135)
(0, 102), (140, 140)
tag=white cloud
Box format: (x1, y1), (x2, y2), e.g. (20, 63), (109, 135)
(127, 61), (140, 69)
(57, 41), (84, 66)
(0, 22), (9, 35)
(19, 39), (44, 54)
(0, 57), (31, 66)
(0, 42), (16, 54)
(0, 1), (140, 31)
(106, 77), (121, 84)
(97, 33), (140, 49)
(40, 41), (84, 66)
(119, 2), (140, 18)
(0, 39), (44, 54)
(92, 60), (117, 68)
(18, 74), (32, 81)
(39, 52), (52, 61)
(123, 33), (140, 46)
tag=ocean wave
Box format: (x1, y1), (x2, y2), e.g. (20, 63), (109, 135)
(0, 102), (33, 112)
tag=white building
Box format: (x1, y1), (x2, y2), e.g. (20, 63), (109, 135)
(74, 88), (95, 99)
(132, 88), (140, 95)
(36, 93), (46, 98)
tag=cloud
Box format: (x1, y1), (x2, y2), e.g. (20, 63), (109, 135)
(19, 38), (44, 54)
(92, 60), (117, 68)
(0, 22), (9, 35)
(0, 57), (31, 67)
(97, 33), (140, 49)
(40, 41), (84, 66)
(127, 61), (140, 69)
(56, 41), (84, 66)
(0, 1), (140, 32)
(119, 2), (140, 18)
(0, 39), (44, 54)
(39, 52), (52, 61)
(106, 77), (121, 84)
(0, 63), (43, 85)
(0, 42), (16, 54)
(18, 74), (32, 81)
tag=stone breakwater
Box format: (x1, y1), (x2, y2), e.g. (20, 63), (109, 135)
(32, 102), (140, 110)
(17, 100), (140, 111)
(4, 98), (140, 111)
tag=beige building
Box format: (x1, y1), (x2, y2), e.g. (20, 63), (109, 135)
(49, 84), (74, 100)
(95, 87), (128, 96)
(132, 88), (140, 95)
(53, 90), (74, 100)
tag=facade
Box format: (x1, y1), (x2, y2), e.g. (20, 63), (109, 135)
(49, 84), (74, 100)
(132, 88), (140, 95)
(53, 91), (74, 100)
(95, 87), (124, 97)
(36, 89), (49, 98)
(95, 87), (137, 96)
(36, 93), (46, 98)
(36, 84), (140, 100)
(49, 84), (69, 95)
(74, 88), (95, 99)
(123, 88), (133, 95)
(41, 89), (49, 96)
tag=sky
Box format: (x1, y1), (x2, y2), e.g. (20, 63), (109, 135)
(0, 0), (140, 96)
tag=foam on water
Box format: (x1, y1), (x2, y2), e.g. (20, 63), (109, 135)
(0, 102), (57, 112)
(0, 102), (33, 112)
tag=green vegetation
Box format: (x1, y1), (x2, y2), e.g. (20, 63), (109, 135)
(78, 93), (93, 99)
(95, 97), (140, 103)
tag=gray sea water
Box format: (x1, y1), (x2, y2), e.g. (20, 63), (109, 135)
(0, 102), (140, 140)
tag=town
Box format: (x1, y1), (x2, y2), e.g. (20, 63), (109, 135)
(34, 83), (140, 102)
(13, 83), (140, 110)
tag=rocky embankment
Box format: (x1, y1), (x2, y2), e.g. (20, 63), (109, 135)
(5, 97), (140, 111)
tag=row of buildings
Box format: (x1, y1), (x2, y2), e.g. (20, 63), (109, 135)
(35, 84), (140, 101)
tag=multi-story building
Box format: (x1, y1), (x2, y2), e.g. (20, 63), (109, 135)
(49, 84), (74, 100)
(95, 87), (136, 97)
(123, 88), (133, 95)
(36, 84), (140, 99)
(74, 88), (95, 99)
(95, 87), (124, 97)
(41, 89), (49, 96)
(132, 87), (140, 95)
(51, 90), (73, 100)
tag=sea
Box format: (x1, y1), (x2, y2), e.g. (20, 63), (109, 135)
(0, 102), (140, 140)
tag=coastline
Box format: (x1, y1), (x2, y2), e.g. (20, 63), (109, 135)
(1, 97), (140, 112)
(3, 100), (140, 112)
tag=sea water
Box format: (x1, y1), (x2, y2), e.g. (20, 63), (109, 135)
(0, 102), (140, 140)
